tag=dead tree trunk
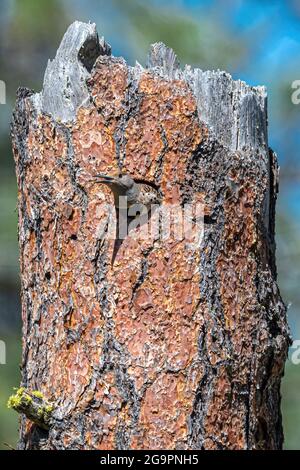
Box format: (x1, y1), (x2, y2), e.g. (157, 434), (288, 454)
(11, 21), (290, 450)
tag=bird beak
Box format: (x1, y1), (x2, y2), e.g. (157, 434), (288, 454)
(94, 174), (117, 184)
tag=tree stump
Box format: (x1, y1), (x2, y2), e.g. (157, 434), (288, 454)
(11, 21), (290, 450)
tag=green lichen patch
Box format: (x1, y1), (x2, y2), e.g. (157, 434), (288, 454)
(37, 402), (53, 423)
(7, 387), (54, 430)
(32, 390), (44, 399)
(7, 387), (32, 409)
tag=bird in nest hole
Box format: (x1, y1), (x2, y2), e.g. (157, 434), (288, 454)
(94, 173), (161, 264)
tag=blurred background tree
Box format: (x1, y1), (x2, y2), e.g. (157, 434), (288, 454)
(0, 0), (299, 449)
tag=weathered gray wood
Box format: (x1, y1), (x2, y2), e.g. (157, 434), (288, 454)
(32, 21), (111, 122)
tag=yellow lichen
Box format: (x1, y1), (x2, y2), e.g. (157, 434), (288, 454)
(32, 391), (44, 399)
(37, 403), (53, 422)
(7, 387), (53, 426)
(7, 387), (32, 409)
(42, 404), (54, 421)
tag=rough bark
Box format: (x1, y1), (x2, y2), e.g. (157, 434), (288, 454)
(11, 21), (290, 450)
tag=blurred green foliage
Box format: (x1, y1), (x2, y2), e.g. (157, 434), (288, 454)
(0, 177), (18, 284)
(282, 361), (300, 450)
(10, 0), (66, 41)
(0, 336), (21, 449)
(0, 0), (299, 450)
(110, 0), (246, 69)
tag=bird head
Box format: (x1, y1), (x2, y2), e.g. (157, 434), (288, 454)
(94, 173), (135, 190)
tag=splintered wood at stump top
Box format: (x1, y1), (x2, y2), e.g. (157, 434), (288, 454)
(11, 21), (290, 450)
